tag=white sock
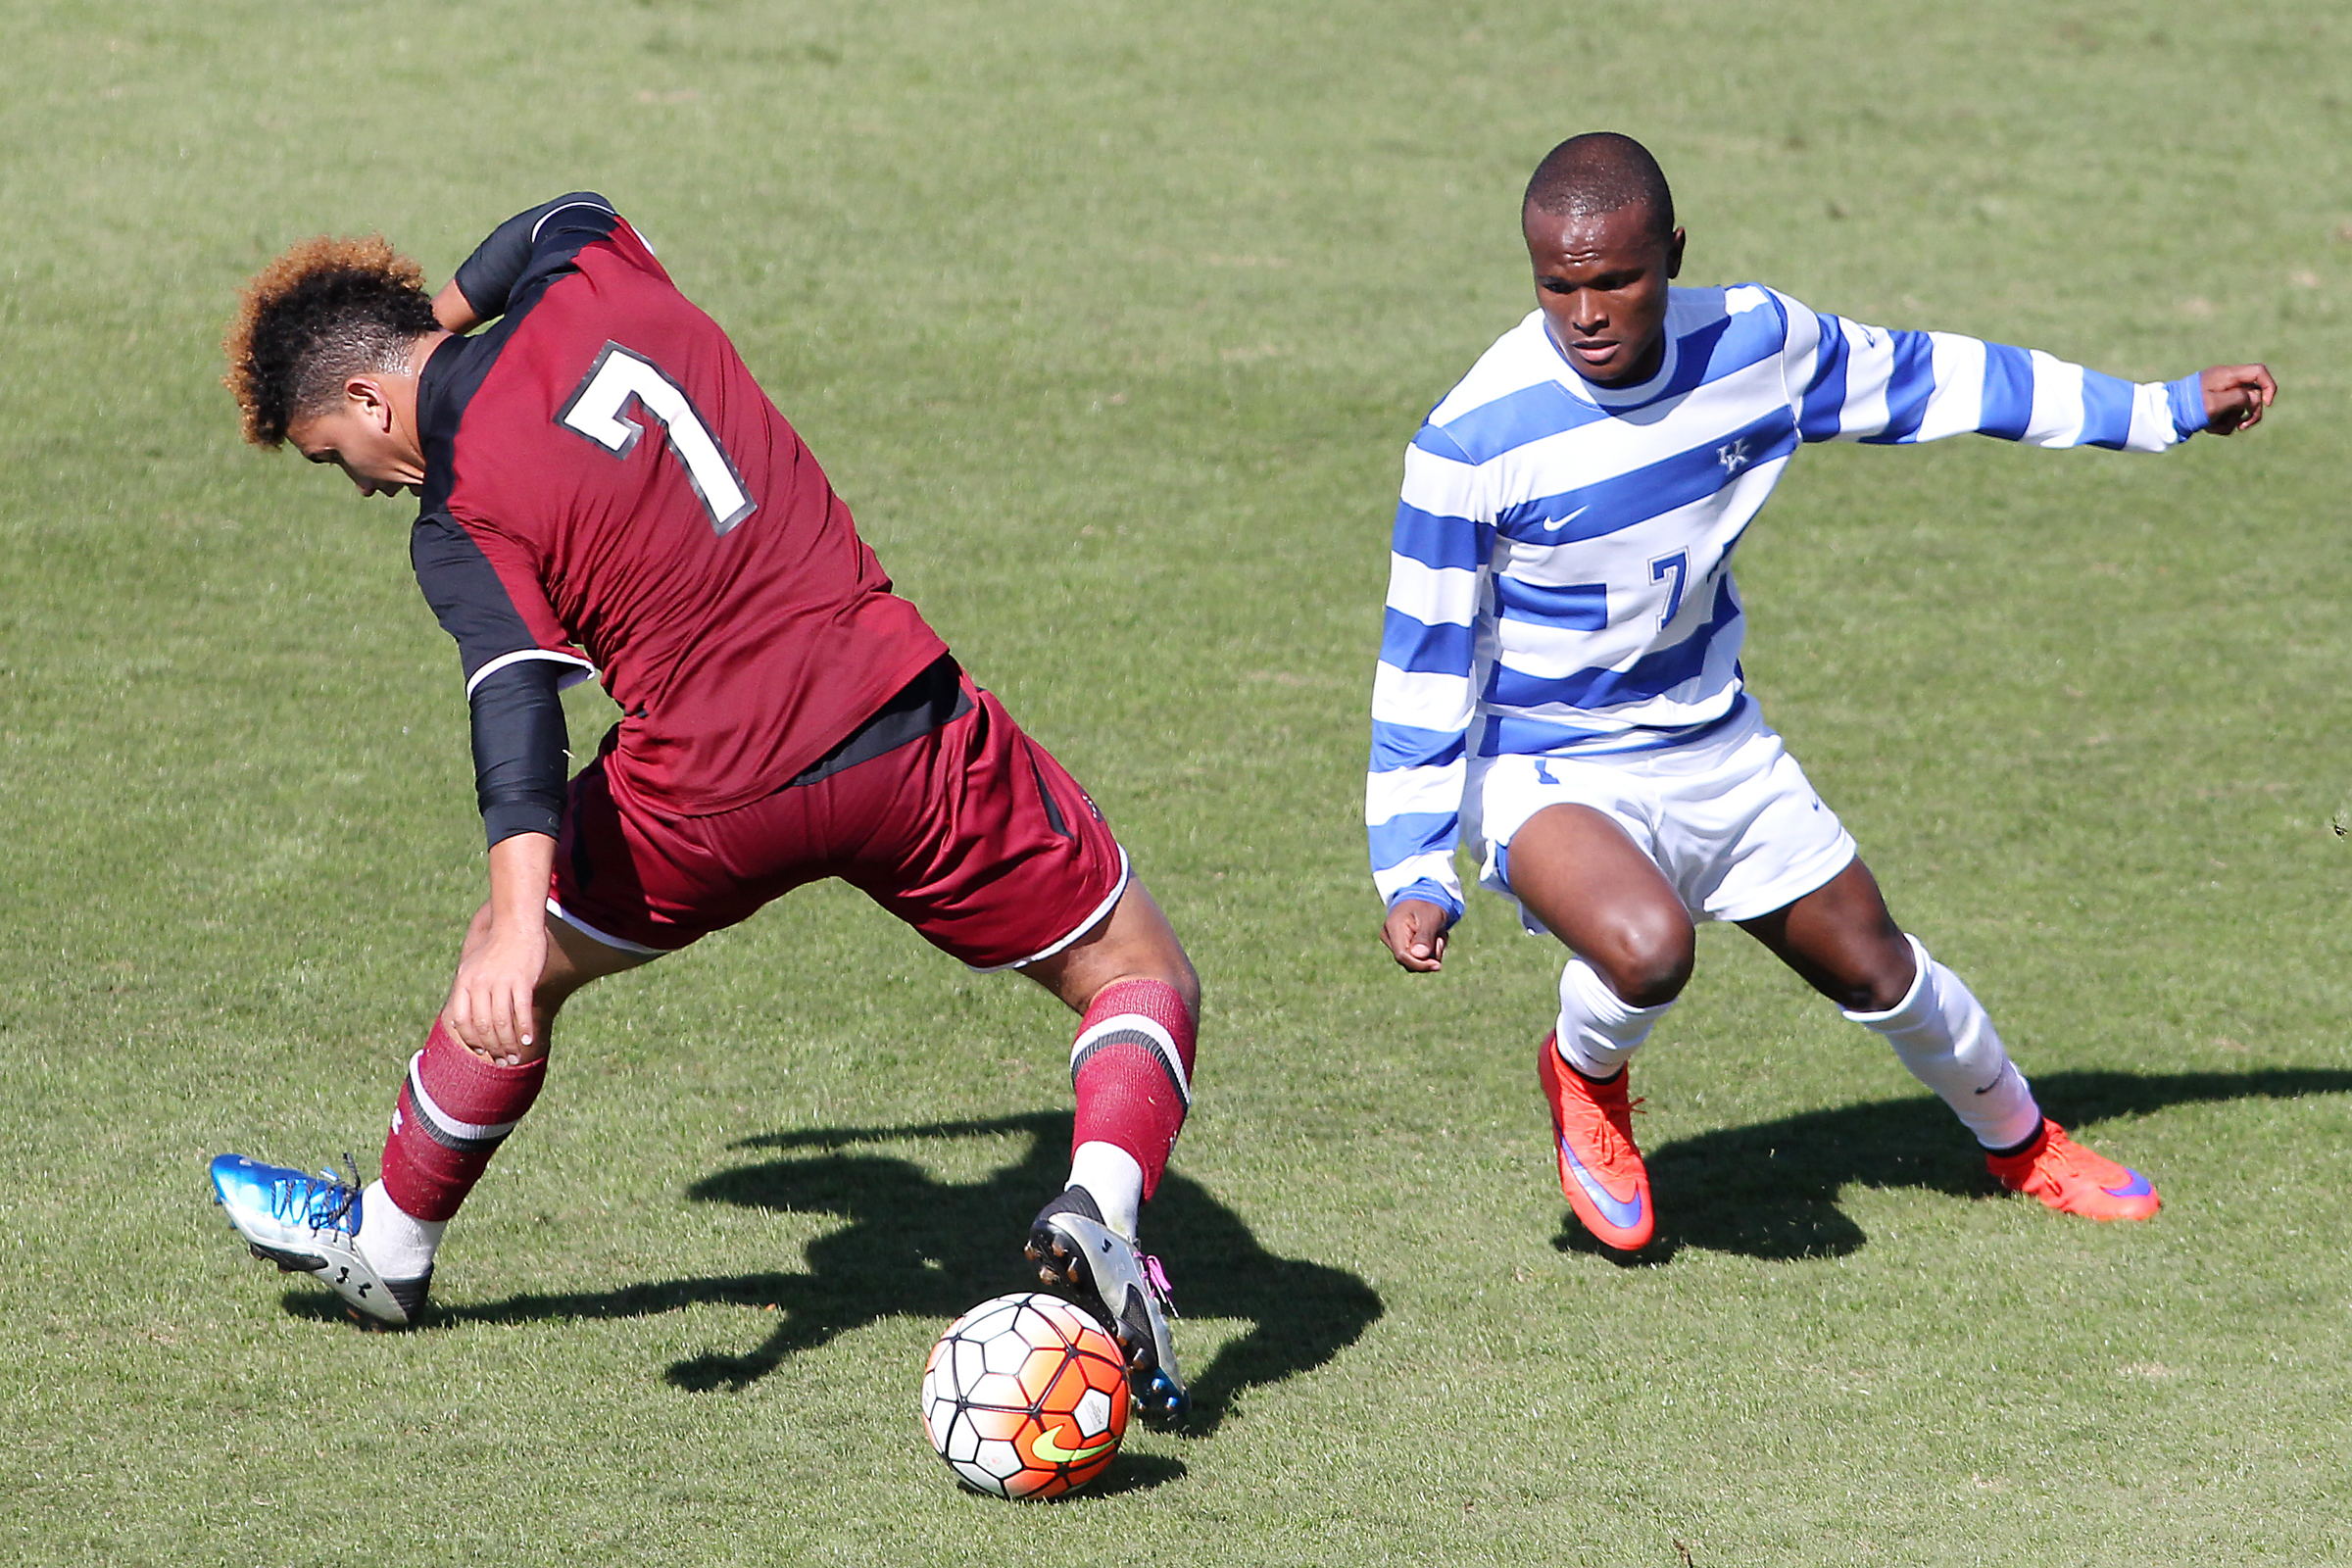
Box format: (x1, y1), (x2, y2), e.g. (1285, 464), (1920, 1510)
(1843, 935), (2042, 1150)
(1555, 956), (1674, 1080)
(357, 1179), (445, 1279)
(1066, 1142), (1144, 1240)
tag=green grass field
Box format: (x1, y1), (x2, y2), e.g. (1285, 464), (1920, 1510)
(5, 2), (2352, 1562)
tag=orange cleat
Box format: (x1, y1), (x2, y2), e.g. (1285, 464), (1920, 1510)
(1985, 1118), (2160, 1222)
(1538, 1033), (1654, 1250)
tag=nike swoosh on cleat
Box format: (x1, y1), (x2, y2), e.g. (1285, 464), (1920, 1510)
(1561, 1141), (1644, 1230)
(1029, 1426), (1116, 1464)
(2102, 1169), (2154, 1198)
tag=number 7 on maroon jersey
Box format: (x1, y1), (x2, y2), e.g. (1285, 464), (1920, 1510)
(558, 340), (756, 536)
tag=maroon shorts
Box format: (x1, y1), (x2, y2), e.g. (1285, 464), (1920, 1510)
(549, 660), (1129, 969)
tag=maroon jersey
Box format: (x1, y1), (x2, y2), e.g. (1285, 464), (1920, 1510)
(413, 195), (947, 825)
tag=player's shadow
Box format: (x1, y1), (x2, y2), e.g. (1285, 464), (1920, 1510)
(432, 1110), (1381, 1434)
(1560, 1066), (2352, 1264)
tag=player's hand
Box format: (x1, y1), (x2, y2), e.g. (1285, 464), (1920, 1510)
(2199, 364), (2276, 435)
(1381, 899), (1454, 974)
(445, 916), (547, 1064)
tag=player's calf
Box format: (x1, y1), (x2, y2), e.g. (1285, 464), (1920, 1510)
(1063, 976), (1195, 1234)
(1842, 936), (2042, 1152)
(379, 1016), (547, 1222)
(1024, 975), (1196, 1419)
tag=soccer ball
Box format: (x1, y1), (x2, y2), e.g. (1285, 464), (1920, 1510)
(918, 1292), (1130, 1498)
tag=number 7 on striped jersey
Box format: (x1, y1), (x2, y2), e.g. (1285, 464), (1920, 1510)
(1650, 550), (1689, 627)
(558, 341), (757, 536)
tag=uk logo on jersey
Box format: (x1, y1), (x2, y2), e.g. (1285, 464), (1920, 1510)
(1717, 438), (1752, 475)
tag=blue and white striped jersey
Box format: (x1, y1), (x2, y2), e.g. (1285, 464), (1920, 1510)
(1368, 284), (2210, 918)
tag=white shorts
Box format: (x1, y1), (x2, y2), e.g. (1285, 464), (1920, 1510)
(1468, 700), (1857, 932)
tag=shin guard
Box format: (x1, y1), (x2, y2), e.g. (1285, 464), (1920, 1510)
(1555, 956), (1673, 1080)
(1844, 935), (2042, 1151)
(1068, 979), (1196, 1209)
(378, 1018), (547, 1222)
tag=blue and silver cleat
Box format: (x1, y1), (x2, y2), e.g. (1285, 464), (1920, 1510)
(209, 1153), (427, 1328)
(1024, 1188), (1188, 1423)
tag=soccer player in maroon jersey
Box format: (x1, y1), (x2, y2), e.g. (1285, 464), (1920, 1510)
(209, 196), (1195, 1416)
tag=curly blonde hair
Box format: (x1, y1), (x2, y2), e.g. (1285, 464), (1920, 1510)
(223, 234), (437, 447)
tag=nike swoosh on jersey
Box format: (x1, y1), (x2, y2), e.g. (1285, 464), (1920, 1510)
(1538, 505), (1591, 535)
(1029, 1424), (1116, 1465)
(1561, 1141), (1644, 1230)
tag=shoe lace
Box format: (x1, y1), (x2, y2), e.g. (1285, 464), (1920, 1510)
(2044, 1134), (2112, 1184)
(272, 1153), (364, 1232)
(1590, 1096), (1645, 1163)
(1140, 1253), (1179, 1318)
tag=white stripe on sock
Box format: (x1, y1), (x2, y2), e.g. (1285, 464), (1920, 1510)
(1069, 1014), (1191, 1105)
(408, 1052), (522, 1145)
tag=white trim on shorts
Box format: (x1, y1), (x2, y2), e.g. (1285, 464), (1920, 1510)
(1704, 837), (1855, 924)
(546, 896), (671, 957)
(966, 845), (1133, 974)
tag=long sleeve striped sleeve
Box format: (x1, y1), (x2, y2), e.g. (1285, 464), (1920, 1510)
(1774, 290), (2209, 453)
(1366, 424), (1494, 921)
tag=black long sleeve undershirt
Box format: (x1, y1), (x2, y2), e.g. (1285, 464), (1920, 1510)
(470, 659), (569, 848)
(451, 191), (616, 324)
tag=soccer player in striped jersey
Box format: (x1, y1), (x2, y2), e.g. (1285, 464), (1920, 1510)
(1371, 133), (2275, 1250)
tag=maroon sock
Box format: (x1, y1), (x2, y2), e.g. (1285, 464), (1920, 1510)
(379, 1018), (547, 1222)
(1068, 978), (1197, 1200)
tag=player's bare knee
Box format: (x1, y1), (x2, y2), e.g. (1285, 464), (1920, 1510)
(1616, 951), (1693, 1009)
(1803, 929), (1915, 1012)
(1585, 920), (1693, 1008)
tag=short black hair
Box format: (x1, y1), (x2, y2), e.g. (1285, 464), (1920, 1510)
(224, 235), (438, 447)
(1523, 132), (1676, 243)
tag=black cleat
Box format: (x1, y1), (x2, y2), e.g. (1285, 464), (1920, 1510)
(1024, 1188), (1187, 1422)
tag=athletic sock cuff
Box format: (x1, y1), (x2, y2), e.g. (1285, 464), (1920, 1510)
(1985, 1121), (2049, 1159)
(411, 1017), (548, 1139)
(1839, 934), (1932, 1028)
(1563, 956), (1674, 1030)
